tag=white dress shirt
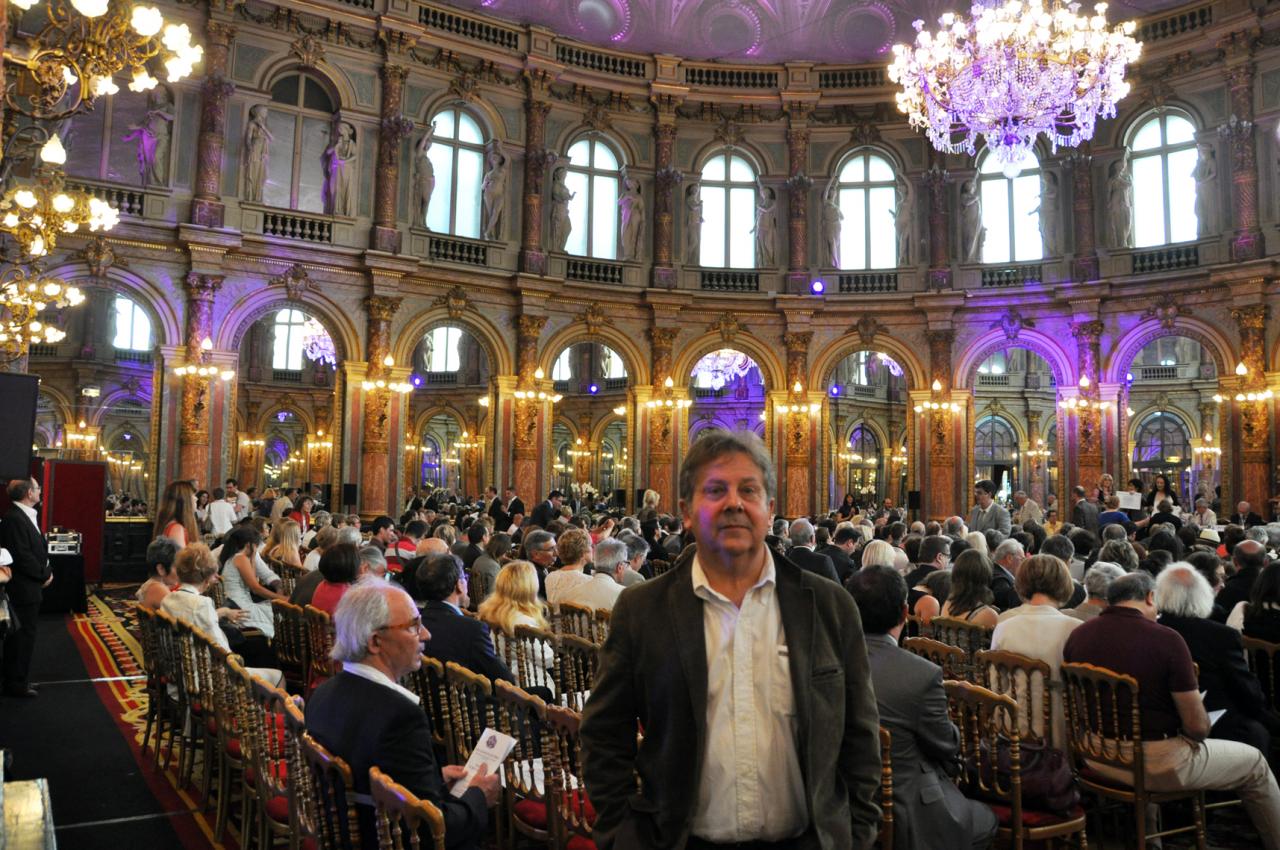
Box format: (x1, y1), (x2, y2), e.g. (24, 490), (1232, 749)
(342, 660), (420, 706)
(16, 501), (39, 534)
(559, 571), (624, 612)
(163, 584), (229, 651)
(209, 500), (237, 536)
(689, 554), (806, 842)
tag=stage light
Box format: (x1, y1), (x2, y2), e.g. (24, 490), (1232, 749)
(810, 279), (825, 294)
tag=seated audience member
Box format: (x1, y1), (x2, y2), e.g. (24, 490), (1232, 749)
(305, 582), (500, 850)
(477, 560), (554, 689)
(1233, 561), (1280, 643)
(560, 537), (628, 613)
(358, 546), (389, 581)
(390, 520), (427, 572)
(1156, 564), (1279, 765)
(1098, 495), (1129, 529)
(1139, 549), (1175, 578)
(469, 532), (510, 606)
(1064, 571), (1280, 848)
(940, 550), (999, 628)
(1142, 500), (1184, 537)
(137, 537), (182, 609)
(287, 496), (314, 536)
(208, 488), (237, 539)
(990, 554), (1081, 748)
(1231, 501), (1265, 529)
(264, 519), (304, 569)
(310, 543), (362, 616)
(459, 522), (489, 572)
(521, 529), (558, 590)
(219, 525), (286, 638)
(1098, 539), (1139, 573)
(990, 538), (1025, 612)
(302, 510), (330, 549)
(964, 531), (989, 558)
(1190, 498), (1219, 531)
(296, 527), (360, 605)
(1184, 550), (1228, 620)
(1222, 539), (1268, 624)
(613, 531), (649, 589)
(303, 526), (338, 572)
(1066, 528), (1099, 582)
(1063, 562), (1125, 622)
(906, 535), (952, 624)
(416, 553), (514, 684)
(848, 565), (998, 850)
(546, 527), (593, 607)
(368, 516), (397, 553)
(786, 518), (839, 582)
(858, 539), (898, 572)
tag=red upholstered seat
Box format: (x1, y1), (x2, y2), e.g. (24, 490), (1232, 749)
(512, 798), (549, 829)
(988, 803), (1086, 829)
(567, 836), (597, 850)
(562, 790), (596, 824)
(301, 838), (318, 850)
(264, 793), (290, 823)
(243, 759), (287, 788)
(225, 737), (241, 758)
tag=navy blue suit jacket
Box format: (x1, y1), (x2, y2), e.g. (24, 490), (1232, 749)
(305, 671), (488, 850)
(420, 600), (515, 684)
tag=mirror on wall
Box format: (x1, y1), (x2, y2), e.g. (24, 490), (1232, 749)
(824, 350), (908, 510)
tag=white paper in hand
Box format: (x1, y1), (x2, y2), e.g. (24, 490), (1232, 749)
(450, 727), (516, 798)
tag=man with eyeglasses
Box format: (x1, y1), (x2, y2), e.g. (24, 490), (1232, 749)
(417, 553), (514, 685)
(306, 581), (500, 849)
(522, 528), (558, 597)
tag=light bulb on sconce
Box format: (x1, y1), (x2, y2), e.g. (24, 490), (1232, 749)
(663, 376), (674, 389)
(612, 406), (625, 416)
(200, 337), (213, 351)
(792, 380), (803, 394)
(931, 379), (942, 392)
(1236, 362), (1248, 376)
(534, 367), (545, 380)
(383, 354), (394, 367)
(1078, 375), (1091, 389)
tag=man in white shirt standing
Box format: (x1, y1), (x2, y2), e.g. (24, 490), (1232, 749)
(226, 478), (252, 518)
(208, 487), (237, 539)
(581, 430), (881, 850)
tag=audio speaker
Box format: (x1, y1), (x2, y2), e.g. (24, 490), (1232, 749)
(341, 482), (358, 510)
(907, 490), (922, 510)
(0, 374), (38, 481)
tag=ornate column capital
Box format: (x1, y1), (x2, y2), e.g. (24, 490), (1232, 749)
(381, 63), (409, 86)
(364, 295), (402, 324)
(1231, 303), (1268, 331)
(184, 272), (223, 302)
(1070, 320), (1104, 343)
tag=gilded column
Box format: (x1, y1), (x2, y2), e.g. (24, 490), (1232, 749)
(513, 315), (548, 497)
(360, 295), (401, 517)
(371, 65), (413, 253)
(1071, 320), (1105, 490)
(926, 329), (956, 518)
(519, 73), (553, 275)
(1224, 57), (1265, 261)
(190, 21), (237, 227)
(924, 151), (952, 290)
(1232, 304), (1270, 507)
(1068, 144), (1099, 282)
(785, 111), (812, 294)
(646, 327), (680, 507)
(179, 273), (223, 484)
(783, 332), (813, 515)
(1027, 410), (1045, 505)
(651, 98), (680, 289)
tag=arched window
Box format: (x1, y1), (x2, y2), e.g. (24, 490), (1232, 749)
(848, 424), (880, 459)
(113, 296), (151, 351)
(1130, 112), (1199, 248)
(425, 107), (485, 238)
(977, 352), (1007, 375)
(564, 137), (621, 259)
(426, 327), (463, 373)
(835, 150), (897, 270)
(552, 349), (572, 382)
(698, 151), (757, 268)
(1132, 412), (1191, 467)
(263, 72), (337, 213)
(978, 149), (1042, 263)
(272, 309), (307, 370)
(975, 416), (1018, 495)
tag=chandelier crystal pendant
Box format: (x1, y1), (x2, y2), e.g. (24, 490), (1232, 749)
(6, 0), (204, 120)
(888, 1), (1141, 172)
(0, 263), (84, 361)
(0, 133), (119, 258)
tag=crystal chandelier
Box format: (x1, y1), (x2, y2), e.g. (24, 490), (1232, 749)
(6, 0), (204, 120)
(0, 132), (119, 258)
(0, 263), (84, 362)
(888, 1), (1141, 173)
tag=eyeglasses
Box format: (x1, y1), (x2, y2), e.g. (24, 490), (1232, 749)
(377, 616), (424, 635)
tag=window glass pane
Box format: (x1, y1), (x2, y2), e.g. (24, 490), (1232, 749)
(456, 113), (482, 145)
(565, 170), (589, 256)
(297, 116), (331, 214)
(867, 154), (893, 181)
(839, 187), (865, 270)
(1165, 115), (1195, 146)
(113, 299), (130, 349)
(592, 174), (619, 259)
(728, 186), (755, 267)
(263, 111), (296, 209)
(981, 179), (1011, 263)
(568, 140), (590, 167)
(273, 318), (290, 369)
(270, 75), (299, 105)
(839, 156), (864, 183)
(446, 328), (460, 371)
(700, 186), (726, 267)
(1132, 119), (1162, 151)
(728, 155), (754, 183)
(303, 79), (332, 112)
(980, 154), (1006, 174)
(132, 305), (151, 350)
(434, 110), (456, 140)
(594, 143), (618, 171)
(869, 185), (896, 268)
(701, 156), (725, 182)
(1167, 147), (1198, 244)
(455, 148), (483, 239)
(553, 349), (571, 381)
(1012, 173), (1042, 261)
(1132, 154), (1166, 247)
(426, 143), (453, 232)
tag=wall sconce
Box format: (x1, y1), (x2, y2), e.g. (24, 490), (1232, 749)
(612, 406), (626, 416)
(361, 356), (412, 393)
(172, 335), (235, 381)
(645, 375), (691, 409)
(514, 389), (563, 402)
(1058, 397), (1112, 411)
(477, 396), (490, 407)
(916, 380), (960, 414)
(1236, 361), (1248, 377)
(777, 401), (821, 415)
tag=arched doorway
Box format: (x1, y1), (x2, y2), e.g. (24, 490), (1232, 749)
(261, 409), (307, 491)
(547, 341), (630, 507)
(418, 412), (468, 495)
(688, 349), (765, 439)
(1131, 411), (1193, 500)
(408, 325), (490, 500)
(970, 347), (1059, 507)
(824, 349), (908, 510)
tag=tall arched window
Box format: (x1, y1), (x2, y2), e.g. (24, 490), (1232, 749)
(601, 348), (624, 380)
(272, 309), (307, 370)
(425, 107), (485, 238)
(835, 150), (897, 270)
(113, 296), (152, 351)
(979, 149), (1042, 263)
(564, 137), (621, 259)
(698, 151), (757, 268)
(1130, 112), (1199, 248)
(1132, 412), (1191, 467)
(552, 349), (572, 382)
(263, 72), (337, 213)
(426, 327), (463, 373)
(975, 416), (1018, 494)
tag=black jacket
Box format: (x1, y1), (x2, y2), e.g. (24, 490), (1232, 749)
(486, 497), (508, 531)
(1160, 614), (1272, 722)
(1216, 566), (1262, 624)
(817, 543), (856, 584)
(529, 500), (558, 529)
(1230, 512), (1265, 529)
(0, 505), (49, 606)
(990, 565), (1020, 612)
(306, 672), (488, 849)
(419, 600), (514, 684)
(788, 546), (840, 583)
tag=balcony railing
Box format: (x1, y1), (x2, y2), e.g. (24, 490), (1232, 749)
(684, 65), (779, 88)
(425, 372), (458, 384)
(700, 270), (760, 292)
(262, 210), (333, 243)
(838, 272), (898, 293)
(977, 373), (1011, 387)
(981, 264), (1042, 288)
(272, 369), (303, 383)
(113, 349), (153, 364)
(818, 67), (887, 89)
(603, 377), (627, 391)
(1138, 366), (1180, 381)
(565, 258), (624, 284)
(28, 343), (58, 358)
(1132, 245), (1199, 274)
(1138, 5), (1211, 43)
(555, 44), (647, 78)
(417, 5), (519, 49)
(67, 181), (145, 218)
(429, 234), (488, 267)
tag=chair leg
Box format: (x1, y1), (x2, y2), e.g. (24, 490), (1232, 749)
(1134, 798), (1147, 848)
(1193, 793), (1207, 850)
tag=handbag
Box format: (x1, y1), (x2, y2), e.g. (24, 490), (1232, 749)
(0, 590), (16, 640)
(968, 735), (1080, 815)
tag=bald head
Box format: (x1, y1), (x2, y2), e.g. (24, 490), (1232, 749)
(416, 537), (449, 557)
(1233, 539), (1266, 572)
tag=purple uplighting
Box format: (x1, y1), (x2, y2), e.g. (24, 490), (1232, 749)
(412, 374), (423, 387)
(589, 383), (599, 394)
(811, 279), (826, 294)
(830, 385), (841, 396)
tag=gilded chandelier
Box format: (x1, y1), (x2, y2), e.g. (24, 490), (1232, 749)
(888, 1), (1141, 173)
(0, 133), (119, 258)
(0, 263), (84, 361)
(6, 0), (204, 120)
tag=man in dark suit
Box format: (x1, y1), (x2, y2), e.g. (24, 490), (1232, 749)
(305, 581), (499, 849)
(416, 553), (514, 685)
(904, 534), (951, 590)
(581, 430), (881, 850)
(1218, 540), (1267, 623)
(1230, 501), (1265, 529)
(1, 478), (51, 698)
(1071, 485), (1101, 535)
(786, 518), (839, 583)
(818, 525), (859, 585)
(503, 486), (525, 529)
(483, 486), (507, 531)
(459, 522), (488, 572)
(1156, 564), (1280, 765)
(528, 490), (563, 529)
(849, 565), (998, 850)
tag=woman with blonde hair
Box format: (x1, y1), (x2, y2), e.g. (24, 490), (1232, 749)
(637, 488), (661, 522)
(860, 539), (898, 571)
(478, 560), (554, 692)
(264, 518), (303, 568)
(154, 480), (200, 548)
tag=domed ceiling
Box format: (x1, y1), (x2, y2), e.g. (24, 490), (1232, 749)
(437, 0), (1186, 65)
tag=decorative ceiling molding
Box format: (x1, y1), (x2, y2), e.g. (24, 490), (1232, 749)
(708, 311), (746, 344)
